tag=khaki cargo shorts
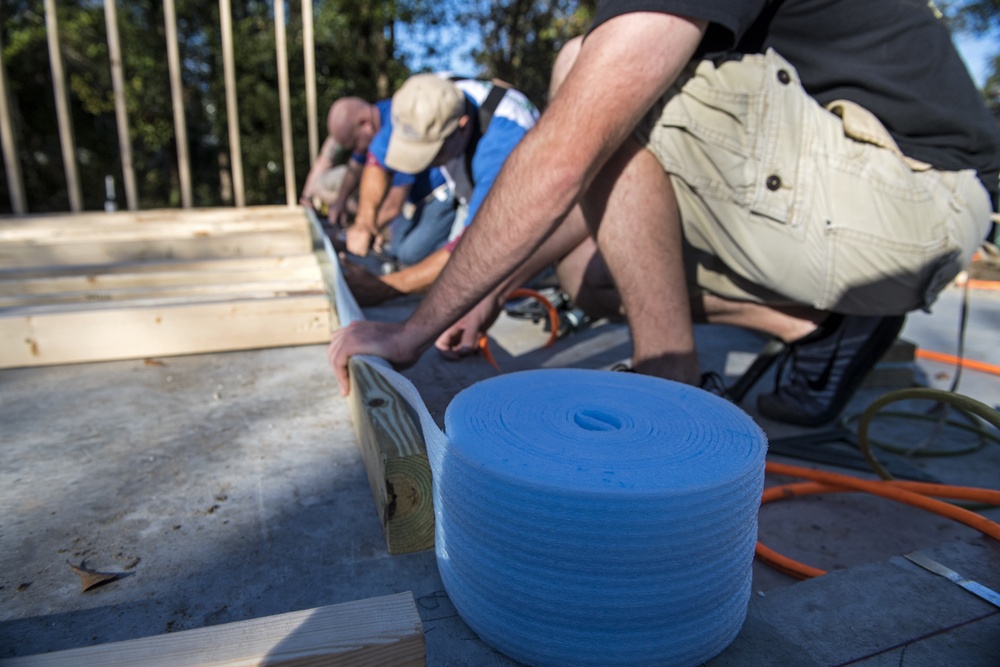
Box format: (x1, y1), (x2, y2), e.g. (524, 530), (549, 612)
(635, 49), (993, 314)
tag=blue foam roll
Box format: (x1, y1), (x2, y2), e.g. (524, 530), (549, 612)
(434, 369), (767, 667)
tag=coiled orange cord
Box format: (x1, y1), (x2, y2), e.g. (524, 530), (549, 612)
(757, 461), (1000, 579)
(478, 288), (561, 371)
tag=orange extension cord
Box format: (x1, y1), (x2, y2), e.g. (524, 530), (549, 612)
(914, 348), (1000, 377)
(478, 288), (561, 371)
(757, 461), (1000, 579)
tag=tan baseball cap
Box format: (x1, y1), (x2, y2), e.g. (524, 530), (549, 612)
(385, 74), (466, 174)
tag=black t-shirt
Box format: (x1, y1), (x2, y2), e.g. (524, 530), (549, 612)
(592, 0), (1000, 196)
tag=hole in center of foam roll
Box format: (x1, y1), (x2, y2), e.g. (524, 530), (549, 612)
(573, 408), (623, 432)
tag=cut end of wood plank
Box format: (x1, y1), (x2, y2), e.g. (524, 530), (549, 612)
(347, 358), (435, 555)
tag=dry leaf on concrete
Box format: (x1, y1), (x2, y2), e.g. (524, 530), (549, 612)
(67, 560), (127, 592)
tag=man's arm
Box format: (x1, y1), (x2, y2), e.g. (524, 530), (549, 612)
(327, 159), (363, 226)
(329, 12), (707, 393)
(375, 183), (410, 230)
(345, 163), (392, 256)
(299, 136), (337, 206)
(434, 205), (592, 358)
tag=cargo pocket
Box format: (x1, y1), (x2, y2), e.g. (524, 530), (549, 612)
(743, 50), (811, 229)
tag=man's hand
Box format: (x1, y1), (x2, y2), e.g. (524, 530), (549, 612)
(327, 199), (348, 228)
(345, 223), (376, 256)
(327, 320), (420, 396)
(435, 292), (503, 359)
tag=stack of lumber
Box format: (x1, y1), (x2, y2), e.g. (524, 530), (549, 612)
(0, 206), (333, 369)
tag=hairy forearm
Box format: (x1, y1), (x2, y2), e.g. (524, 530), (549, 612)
(399, 13), (707, 354)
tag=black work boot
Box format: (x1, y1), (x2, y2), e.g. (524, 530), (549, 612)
(756, 314), (906, 427)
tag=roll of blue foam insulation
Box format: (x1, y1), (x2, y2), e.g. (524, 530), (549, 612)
(434, 369), (766, 667)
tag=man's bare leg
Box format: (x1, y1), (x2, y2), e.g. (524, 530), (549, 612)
(695, 293), (825, 344)
(582, 138), (699, 384)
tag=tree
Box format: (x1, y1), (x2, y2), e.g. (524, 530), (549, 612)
(0, 0), (600, 214)
(940, 0), (1000, 108)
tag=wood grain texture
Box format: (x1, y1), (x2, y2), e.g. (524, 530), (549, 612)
(1, 592), (425, 667)
(0, 295), (331, 369)
(0, 207), (311, 269)
(0, 209), (333, 368)
(348, 357), (435, 555)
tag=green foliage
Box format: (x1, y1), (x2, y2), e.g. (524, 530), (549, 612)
(458, 0), (594, 109)
(0, 0), (594, 213)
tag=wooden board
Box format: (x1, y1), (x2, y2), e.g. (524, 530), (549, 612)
(0, 255), (319, 282)
(2, 591), (425, 666)
(0, 207), (311, 268)
(0, 209), (335, 368)
(348, 357), (435, 555)
(304, 210), (434, 554)
(0, 205), (300, 227)
(0, 295), (331, 369)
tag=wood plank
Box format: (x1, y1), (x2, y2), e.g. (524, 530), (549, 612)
(44, 0), (82, 213)
(348, 357), (435, 555)
(163, 0), (192, 208)
(0, 263), (322, 296)
(273, 0), (296, 207)
(0, 29), (27, 214)
(0, 254), (318, 280)
(0, 231), (311, 268)
(0, 205), (303, 228)
(219, 0), (245, 207)
(312, 238), (342, 330)
(0, 279), (324, 308)
(0, 218), (307, 242)
(103, 0), (139, 211)
(2, 591), (425, 667)
(306, 210), (433, 554)
(302, 0), (318, 162)
(0, 295), (331, 369)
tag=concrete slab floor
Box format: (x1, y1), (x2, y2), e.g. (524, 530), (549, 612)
(1, 283), (998, 665)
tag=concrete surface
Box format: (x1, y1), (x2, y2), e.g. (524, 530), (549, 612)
(1, 282), (999, 665)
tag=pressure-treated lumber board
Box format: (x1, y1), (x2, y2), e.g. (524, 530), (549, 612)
(304, 209), (434, 554)
(1, 591), (425, 667)
(311, 237), (342, 331)
(0, 295), (331, 369)
(348, 357), (435, 555)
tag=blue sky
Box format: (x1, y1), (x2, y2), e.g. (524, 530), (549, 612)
(955, 30), (998, 86)
(400, 25), (997, 89)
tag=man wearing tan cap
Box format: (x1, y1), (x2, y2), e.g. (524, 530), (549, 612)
(300, 96), (457, 267)
(340, 73), (539, 303)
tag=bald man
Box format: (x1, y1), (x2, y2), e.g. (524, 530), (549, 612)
(301, 96), (457, 267)
(300, 98), (378, 225)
